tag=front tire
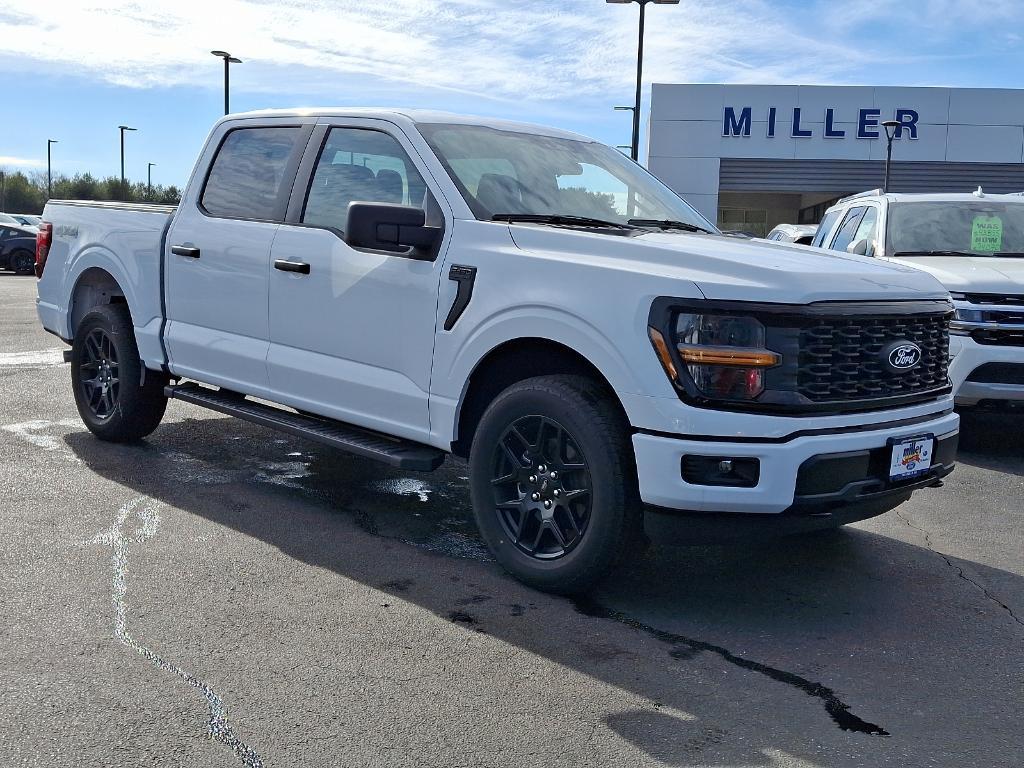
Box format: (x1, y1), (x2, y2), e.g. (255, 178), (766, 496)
(71, 304), (168, 442)
(469, 375), (642, 595)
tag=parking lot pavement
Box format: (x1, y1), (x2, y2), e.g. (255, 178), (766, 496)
(1, 273), (1021, 768)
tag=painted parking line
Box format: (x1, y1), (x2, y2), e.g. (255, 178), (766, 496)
(2, 419), (83, 462)
(0, 349), (66, 367)
(87, 496), (264, 767)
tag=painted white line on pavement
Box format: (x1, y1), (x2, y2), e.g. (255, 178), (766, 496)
(0, 349), (66, 367)
(88, 496), (264, 768)
(1, 419), (83, 462)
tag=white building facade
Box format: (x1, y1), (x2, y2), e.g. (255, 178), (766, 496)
(647, 84), (1024, 236)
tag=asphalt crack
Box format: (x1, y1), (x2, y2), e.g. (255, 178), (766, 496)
(88, 496), (264, 767)
(895, 508), (1024, 629)
(573, 598), (889, 736)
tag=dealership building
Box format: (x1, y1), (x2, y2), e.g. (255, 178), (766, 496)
(647, 84), (1024, 236)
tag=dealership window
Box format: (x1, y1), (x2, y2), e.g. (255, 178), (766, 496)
(718, 208), (768, 237)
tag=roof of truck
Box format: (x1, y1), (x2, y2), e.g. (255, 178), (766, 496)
(836, 190), (1024, 206)
(222, 108), (595, 142)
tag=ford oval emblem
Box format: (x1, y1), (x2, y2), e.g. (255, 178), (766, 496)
(883, 341), (922, 372)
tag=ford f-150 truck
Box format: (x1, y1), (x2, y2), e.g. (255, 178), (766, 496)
(36, 109), (959, 593)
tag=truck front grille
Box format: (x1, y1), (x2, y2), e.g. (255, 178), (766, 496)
(794, 313), (950, 403)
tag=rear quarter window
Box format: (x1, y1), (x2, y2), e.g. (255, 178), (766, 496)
(200, 127), (304, 220)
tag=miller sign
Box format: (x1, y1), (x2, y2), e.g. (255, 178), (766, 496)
(723, 107), (920, 140)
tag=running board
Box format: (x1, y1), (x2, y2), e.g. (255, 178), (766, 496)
(164, 383), (445, 471)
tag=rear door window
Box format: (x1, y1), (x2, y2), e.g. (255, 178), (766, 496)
(829, 207), (867, 252)
(201, 126), (305, 220)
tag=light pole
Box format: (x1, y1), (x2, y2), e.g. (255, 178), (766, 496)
(119, 125), (137, 200)
(147, 162), (156, 197)
(881, 120), (900, 193)
(607, 0), (679, 162)
(47, 139), (58, 199)
(211, 50), (243, 115)
(614, 105), (636, 159)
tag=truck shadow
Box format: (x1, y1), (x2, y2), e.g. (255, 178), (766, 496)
(956, 409), (1024, 477)
(63, 416), (1023, 765)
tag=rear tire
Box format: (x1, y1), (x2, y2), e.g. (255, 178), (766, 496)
(12, 250), (34, 275)
(71, 304), (168, 442)
(468, 374), (642, 595)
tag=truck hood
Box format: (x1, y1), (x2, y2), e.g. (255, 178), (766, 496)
(886, 255), (1024, 295)
(507, 226), (949, 303)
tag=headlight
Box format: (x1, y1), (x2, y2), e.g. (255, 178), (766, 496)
(649, 313), (780, 402)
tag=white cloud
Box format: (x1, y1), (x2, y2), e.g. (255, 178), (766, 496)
(0, 0), (881, 103)
(0, 156), (44, 168)
(2, 0), (1019, 106)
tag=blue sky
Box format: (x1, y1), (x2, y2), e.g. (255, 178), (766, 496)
(1, 0), (1022, 188)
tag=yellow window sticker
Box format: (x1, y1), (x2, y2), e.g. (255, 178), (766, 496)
(971, 215), (1003, 252)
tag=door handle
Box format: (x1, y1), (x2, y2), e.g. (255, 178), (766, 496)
(171, 245), (201, 258)
(274, 259), (311, 275)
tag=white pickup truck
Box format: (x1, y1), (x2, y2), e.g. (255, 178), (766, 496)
(812, 190), (1024, 408)
(36, 109), (959, 593)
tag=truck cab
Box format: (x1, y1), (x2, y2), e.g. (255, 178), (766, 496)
(37, 109), (960, 593)
(813, 189), (1024, 408)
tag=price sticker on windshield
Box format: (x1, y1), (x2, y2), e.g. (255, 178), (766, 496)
(971, 215), (1003, 252)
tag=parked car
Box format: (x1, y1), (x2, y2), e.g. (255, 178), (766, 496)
(0, 213), (22, 226)
(7, 213), (41, 228)
(37, 109), (959, 593)
(0, 225), (39, 274)
(812, 189), (1023, 409)
(765, 223), (817, 245)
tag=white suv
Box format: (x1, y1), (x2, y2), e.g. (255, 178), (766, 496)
(813, 190), (1024, 408)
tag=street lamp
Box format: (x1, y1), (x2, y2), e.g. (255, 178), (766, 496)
(211, 50), (243, 115)
(47, 139), (58, 199)
(147, 162), (156, 197)
(119, 125), (137, 200)
(607, 0), (680, 162)
(882, 120), (900, 193)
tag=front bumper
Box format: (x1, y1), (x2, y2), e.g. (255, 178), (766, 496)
(632, 408), (959, 515)
(949, 335), (1024, 406)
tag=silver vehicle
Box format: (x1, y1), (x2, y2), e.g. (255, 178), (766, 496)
(765, 223), (818, 245)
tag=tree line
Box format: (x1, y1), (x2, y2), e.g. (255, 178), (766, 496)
(0, 169), (181, 214)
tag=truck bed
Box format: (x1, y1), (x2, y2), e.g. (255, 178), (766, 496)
(36, 199), (177, 368)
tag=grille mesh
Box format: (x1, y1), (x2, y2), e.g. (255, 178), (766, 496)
(797, 315), (949, 402)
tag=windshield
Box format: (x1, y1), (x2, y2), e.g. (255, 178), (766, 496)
(888, 201), (1024, 256)
(417, 123), (716, 231)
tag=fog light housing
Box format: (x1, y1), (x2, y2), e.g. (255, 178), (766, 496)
(681, 455), (760, 487)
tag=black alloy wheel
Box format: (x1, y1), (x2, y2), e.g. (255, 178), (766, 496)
(490, 415), (593, 560)
(78, 328), (121, 420)
(13, 250), (35, 275)
(468, 374), (643, 594)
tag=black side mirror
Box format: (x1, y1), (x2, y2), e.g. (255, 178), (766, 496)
(345, 202), (441, 259)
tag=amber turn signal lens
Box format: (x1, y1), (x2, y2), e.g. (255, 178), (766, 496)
(677, 345), (780, 367)
(648, 327), (678, 380)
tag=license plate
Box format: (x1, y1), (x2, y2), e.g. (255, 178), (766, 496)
(889, 436), (934, 480)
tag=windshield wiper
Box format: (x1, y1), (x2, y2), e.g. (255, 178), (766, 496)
(993, 252), (1024, 257)
(627, 218), (714, 234)
(491, 213), (635, 230)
